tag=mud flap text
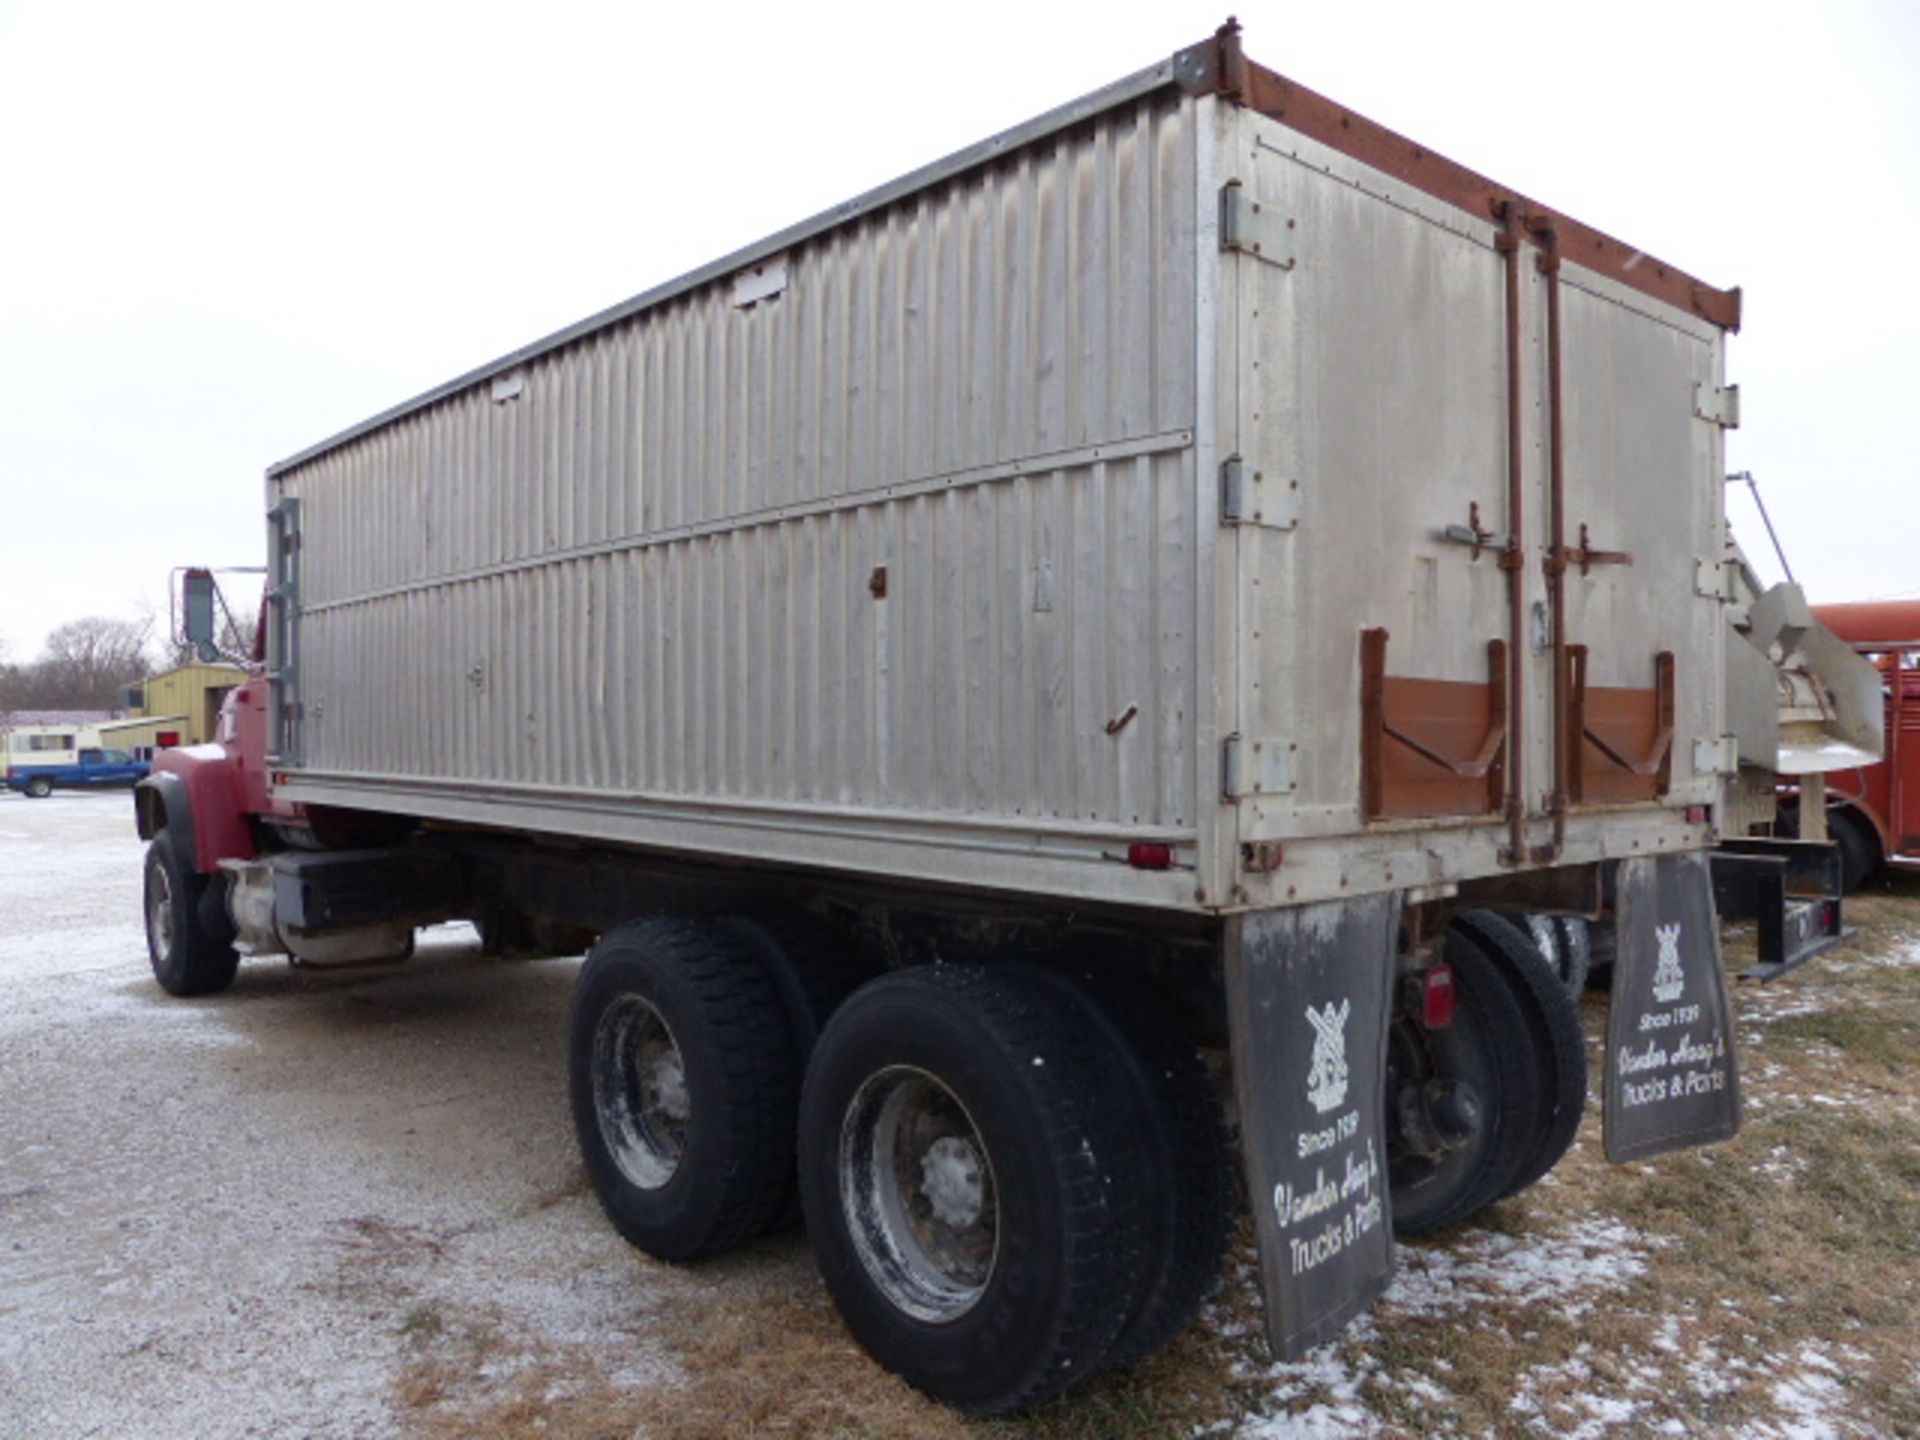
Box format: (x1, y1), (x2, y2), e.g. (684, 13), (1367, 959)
(1226, 895), (1398, 1359)
(1605, 852), (1742, 1161)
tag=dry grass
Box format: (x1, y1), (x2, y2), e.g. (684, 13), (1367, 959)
(393, 872), (1920, 1439)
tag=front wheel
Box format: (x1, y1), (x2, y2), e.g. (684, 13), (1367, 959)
(144, 830), (239, 996)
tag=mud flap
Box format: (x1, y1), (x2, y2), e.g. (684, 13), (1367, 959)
(1226, 895), (1397, 1360)
(1604, 852), (1742, 1162)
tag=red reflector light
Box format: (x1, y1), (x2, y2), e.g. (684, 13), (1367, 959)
(1127, 842), (1174, 871)
(1685, 805), (1709, 825)
(1422, 964), (1456, 1029)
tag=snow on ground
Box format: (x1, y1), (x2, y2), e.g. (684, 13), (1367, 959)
(0, 791), (685, 1439)
(1386, 1218), (1658, 1318)
(1230, 1218), (1662, 1436)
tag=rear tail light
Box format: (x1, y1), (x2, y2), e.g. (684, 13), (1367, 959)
(1421, 964), (1456, 1029)
(1126, 842), (1174, 871)
(1685, 804), (1710, 825)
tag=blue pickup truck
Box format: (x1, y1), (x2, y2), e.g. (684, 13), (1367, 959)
(4, 748), (150, 798)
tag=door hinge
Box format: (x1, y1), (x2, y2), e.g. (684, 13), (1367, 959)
(1222, 734), (1295, 800)
(1692, 735), (1738, 775)
(1694, 556), (1736, 601)
(1219, 180), (1296, 268)
(1221, 455), (1299, 530)
(1693, 382), (1740, 428)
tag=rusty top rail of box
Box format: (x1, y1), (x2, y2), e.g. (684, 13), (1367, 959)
(1172, 22), (1741, 333)
(268, 20), (1741, 480)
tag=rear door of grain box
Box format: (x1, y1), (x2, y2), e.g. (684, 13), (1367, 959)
(1214, 100), (1728, 905)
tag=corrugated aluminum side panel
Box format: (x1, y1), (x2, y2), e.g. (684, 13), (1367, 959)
(274, 96), (1205, 905)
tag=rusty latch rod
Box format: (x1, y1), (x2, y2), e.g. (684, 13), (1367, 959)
(1439, 501), (1512, 563)
(1561, 522), (1632, 578)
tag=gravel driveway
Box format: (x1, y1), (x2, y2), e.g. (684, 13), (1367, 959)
(8, 792), (1916, 1440)
(0, 792), (695, 1439)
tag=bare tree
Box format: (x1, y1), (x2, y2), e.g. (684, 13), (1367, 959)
(24, 616), (156, 709)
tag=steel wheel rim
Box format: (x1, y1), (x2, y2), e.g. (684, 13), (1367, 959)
(147, 863), (175, 960)
(591, 995), (689, 1190)
(840, 1065), (998, 1324)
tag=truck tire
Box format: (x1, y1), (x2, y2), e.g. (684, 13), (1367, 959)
(1524, 913), (1592, 999)
(1452, 911), (1589, 1201)
(1554, 917), (1593, 997)
(1830, 808), (1880, 893)
(1389, 930), (1544, 1237)
(25, 775), (53, 798)
(798, 965), (1149, 1415)
(718, 912), (879, 1233)
(569, 918), (797, 1262)
(143, 829), (239, 996)
(1029, 964), (1233, 1372)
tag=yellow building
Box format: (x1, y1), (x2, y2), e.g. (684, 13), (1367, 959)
(126, 664), (249, 746)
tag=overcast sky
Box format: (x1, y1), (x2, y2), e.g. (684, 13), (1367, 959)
(2, 0), (1914, 662)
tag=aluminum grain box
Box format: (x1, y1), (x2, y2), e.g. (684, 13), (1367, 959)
(264, 26), (1740, 916)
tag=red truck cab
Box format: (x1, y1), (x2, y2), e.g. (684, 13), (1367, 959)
(1811, 600), (1920, 876)
(134, 675), (292, 872)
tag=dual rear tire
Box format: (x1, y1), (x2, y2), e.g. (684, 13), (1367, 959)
(1388, 910), (1588, 1237)
(571, 909), (1584, 1407)
(568, 926), (1231, 1414)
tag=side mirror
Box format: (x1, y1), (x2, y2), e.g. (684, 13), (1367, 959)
(182, 568), (220, 662)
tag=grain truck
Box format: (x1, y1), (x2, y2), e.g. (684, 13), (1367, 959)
(133, 22), (1746, 1414)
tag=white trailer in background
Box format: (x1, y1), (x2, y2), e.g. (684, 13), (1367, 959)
(137, 22), (1747, 1413)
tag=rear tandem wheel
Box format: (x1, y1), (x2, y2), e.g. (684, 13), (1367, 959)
(797, 964), (1154, 1415)
(1388, 927), (1544, 1236)
(1388, 911), (1590, 1235)
(568, 918), (798, 1262)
